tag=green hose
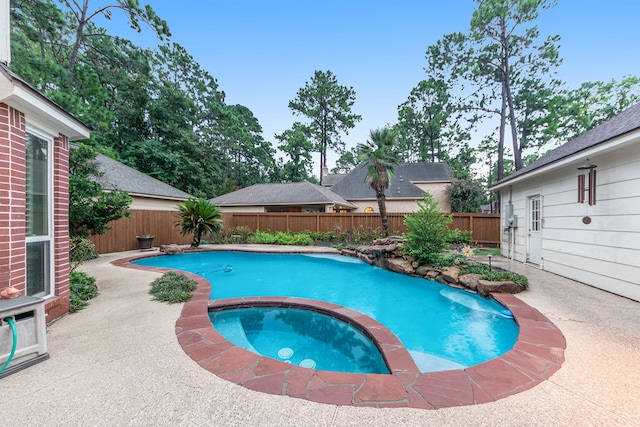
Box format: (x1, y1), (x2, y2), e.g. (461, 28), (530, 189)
(0, 317), (17, 374)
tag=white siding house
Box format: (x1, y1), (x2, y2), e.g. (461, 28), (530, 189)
(490, 103), (640, 302)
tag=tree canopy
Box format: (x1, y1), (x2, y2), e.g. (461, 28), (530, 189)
(10, 0), (276, 198)
(288, 70), (362, 184)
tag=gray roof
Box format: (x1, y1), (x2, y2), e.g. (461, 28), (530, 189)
(330, 162), (454, 199)
(210, 182), (356, 208)
(321, 173), (346, 187)
(494, 102), (640, 187)
(94, 153), (192, 200)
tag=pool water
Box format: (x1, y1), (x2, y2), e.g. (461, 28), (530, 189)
(210, 307), (389, 374)
(134, 252), (518, 372)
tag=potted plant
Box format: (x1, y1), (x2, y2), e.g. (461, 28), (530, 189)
(136, 234), (155, 250)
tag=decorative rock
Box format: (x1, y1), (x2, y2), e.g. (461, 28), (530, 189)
(384, 258), (415, 275)
(426, 270), (440, 279)
(161, 244), (184, 255)
(477, 280), (524, 296)
(458, 274), (482, 291)
(415, 265), (432, 277)
(358, 253), (375, 265)
(341, 249), (357, 258)
(441, 266), (461, 284)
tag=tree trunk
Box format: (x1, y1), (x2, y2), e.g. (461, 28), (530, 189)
(500, 15), (523, 171)
(376, 188), (389, 237)
(498, 80), (507, 182)
(67, 0), (89, 79)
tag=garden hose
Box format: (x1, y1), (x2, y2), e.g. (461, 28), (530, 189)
(0, 317), (17, 374)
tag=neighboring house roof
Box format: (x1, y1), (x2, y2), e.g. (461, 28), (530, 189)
(0, 62), (90, 140)
(210, 182), (356, 209)
(492, 102), (640, 188)
(94, 153), (192, 200)
(321, 173), (346, 187)
(330, 162), (454, 199)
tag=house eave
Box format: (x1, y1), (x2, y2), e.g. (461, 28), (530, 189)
(490, 130), (639, 191)
(0, 66), (90, 140)
(111, 191), (190, 202)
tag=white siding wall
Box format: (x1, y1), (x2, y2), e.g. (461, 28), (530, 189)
(129, 196), (184, 210)
(500, 140), (640, 301)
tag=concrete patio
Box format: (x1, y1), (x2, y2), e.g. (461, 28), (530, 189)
(1, 246), (638, 426)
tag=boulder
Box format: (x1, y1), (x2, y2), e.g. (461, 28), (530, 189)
(384, 258), (415, 275)
(341, 248), (357, 258)
(441, 266), (461, 284)
(426, 270), (440, 279)
(160, 244), (184, 255)
(415, 265), (432, 277)
(458, 273), (482, 291)
(477, 280), (524, 297)
(358, 252), (375, 265)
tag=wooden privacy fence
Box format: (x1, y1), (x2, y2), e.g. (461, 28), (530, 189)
(89, 209), (192, 254)
(90, 210), (500, 254)
(222, 212), (500, 246)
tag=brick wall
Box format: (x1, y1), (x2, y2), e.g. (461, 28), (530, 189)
(0, 103), (70, 322)
(0, 103), (27, 294)
(49, 133), (70, 318)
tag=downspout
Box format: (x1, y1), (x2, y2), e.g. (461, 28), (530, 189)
(508, 186), (514, 260)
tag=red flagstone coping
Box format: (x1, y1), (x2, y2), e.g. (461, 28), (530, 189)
(114, 251), (566, 409)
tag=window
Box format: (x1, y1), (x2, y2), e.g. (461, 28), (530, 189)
(529, 196), (540, 232)
(364, 207), (374, 213)
(25, 132), (53, 297)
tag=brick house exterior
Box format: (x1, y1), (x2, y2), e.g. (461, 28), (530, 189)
(1, 63), (90, 322)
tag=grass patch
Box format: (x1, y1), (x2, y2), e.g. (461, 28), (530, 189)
(473, 247), (501, 256)
(69, 271), (98, 312)
(149, 272), (198, 304)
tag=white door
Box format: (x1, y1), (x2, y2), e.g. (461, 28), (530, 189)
(528, 195), (541, 265)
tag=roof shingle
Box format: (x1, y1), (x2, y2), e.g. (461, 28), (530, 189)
(210, 182), (356, 208)
(330, 162), (453, 199)
(94, 153), (192, 200)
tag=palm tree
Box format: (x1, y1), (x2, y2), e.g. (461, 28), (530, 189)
(357, 127), (401, 236)
(175, 198), (223, 247)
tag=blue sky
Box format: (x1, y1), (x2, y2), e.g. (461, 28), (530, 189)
(100, 0), (640, 175)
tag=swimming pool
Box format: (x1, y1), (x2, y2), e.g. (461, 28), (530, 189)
(135, 251), (518, 373)
(210, 306), (390, 373)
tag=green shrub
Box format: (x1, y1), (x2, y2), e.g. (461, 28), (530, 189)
(149, 272), (198, 304)
(308, 231), (325, 241)
(69, 271), (98, 312)
(251, 230), (312, 246)
(403, 193), (453, 265)
(276, 231), (313, 245)
(345, 225), (385, 245)
(482, 271), (529, 289)
(429, 252), (467, 268)
(446, 228), (473, 245)
(463, 263), (529, 289)
(464, 263), (493, 275)
(69, 236), (98, 273)
(208, 225), (255, 243)
(253, 230), (278, 244)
